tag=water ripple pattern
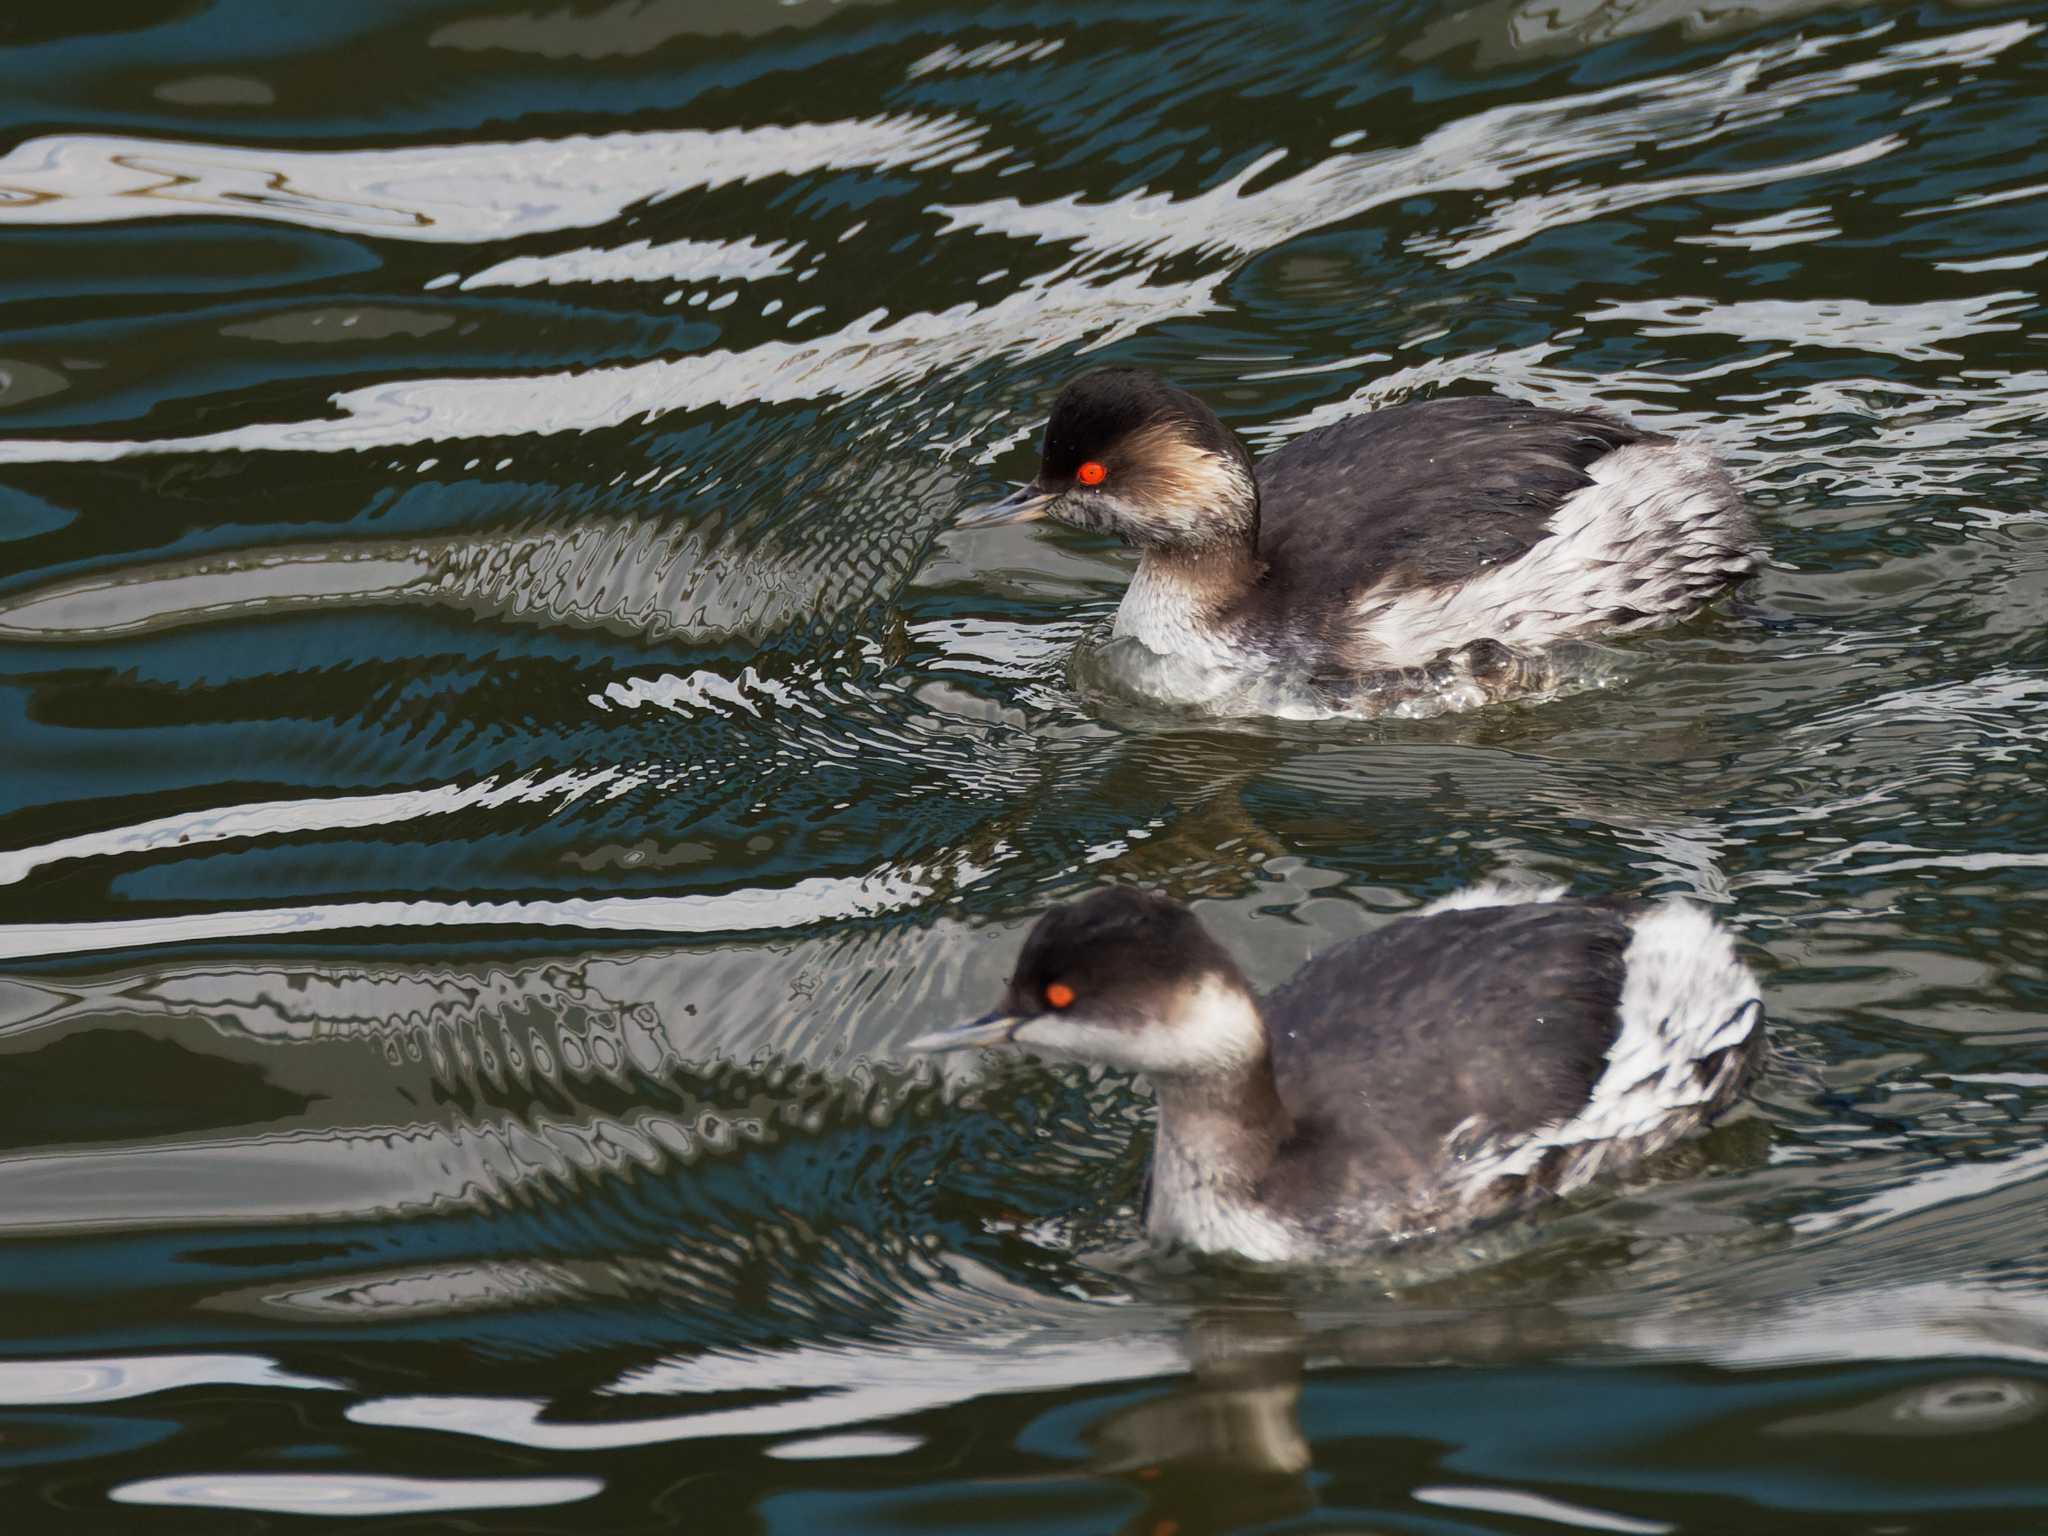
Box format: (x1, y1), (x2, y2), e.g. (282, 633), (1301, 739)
(2, 1), (2048, 1532)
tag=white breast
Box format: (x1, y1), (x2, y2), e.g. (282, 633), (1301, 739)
(1102, 561), (1272, 708)
(1111, 560), (1246, 671)
(1146, 1122), (1306, 1263)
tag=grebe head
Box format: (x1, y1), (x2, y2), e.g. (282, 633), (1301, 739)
(961, 369), (1258, 553)
(908, 887), (1265, 1079)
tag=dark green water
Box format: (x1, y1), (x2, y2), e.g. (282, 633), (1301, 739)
(2, 1), (2047, 1529)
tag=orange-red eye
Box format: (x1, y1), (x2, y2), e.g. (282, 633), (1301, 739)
(1075, 460), (1107, 486)
(1044, 982), (1076, 1010)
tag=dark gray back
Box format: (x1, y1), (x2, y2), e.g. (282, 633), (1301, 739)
(1260, 901), (1634, 1203)
(1253, 397), (1652, 595)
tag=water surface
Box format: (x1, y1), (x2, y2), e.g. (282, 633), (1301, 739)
(3, 1), (2048, 1530)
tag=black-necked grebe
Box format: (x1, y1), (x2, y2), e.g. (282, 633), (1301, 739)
(962, 368), (1760, 714)
(908, 883), (1763, 1263)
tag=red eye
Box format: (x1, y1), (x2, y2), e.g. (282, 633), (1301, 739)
(1075, 460), (1107, 486)
(1044, 982), (1076, 1010)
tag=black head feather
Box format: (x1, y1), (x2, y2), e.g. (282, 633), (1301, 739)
(1039, 369), (1246, 480)
(1003, 886), (1246, 1026)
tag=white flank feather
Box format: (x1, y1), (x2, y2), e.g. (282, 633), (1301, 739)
(1421, 877), (1570, 914)
(1454, 898), (1762, 1192)
(1350, 441), (1753, 669)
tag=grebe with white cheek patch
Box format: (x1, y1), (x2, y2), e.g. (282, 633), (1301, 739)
(962, 369), (1760, 716)
(909, 883), (1764, 1264)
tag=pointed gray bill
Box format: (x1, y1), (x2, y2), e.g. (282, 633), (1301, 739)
(958, 483), (1058, 528)
(904, 1010), (1022, 1052)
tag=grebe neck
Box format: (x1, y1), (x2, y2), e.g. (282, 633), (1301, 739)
(1144, 1030), (1302, 1260)
(1113, 544), (1264, 667)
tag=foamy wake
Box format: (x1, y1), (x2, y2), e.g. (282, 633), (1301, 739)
(1068, 633), (1630, 722)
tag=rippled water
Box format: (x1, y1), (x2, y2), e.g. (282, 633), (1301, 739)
(3, 1), (2047, 1529)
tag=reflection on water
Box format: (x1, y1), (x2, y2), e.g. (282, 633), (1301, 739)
(2, 0), (2048, 1529)
(0, 115), (983, 239)
(111, 1472), (604, 1517)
